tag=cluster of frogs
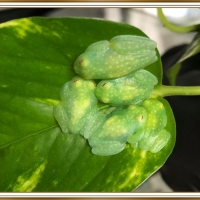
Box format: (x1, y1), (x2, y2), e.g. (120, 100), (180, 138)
(54, 35), (171, 156)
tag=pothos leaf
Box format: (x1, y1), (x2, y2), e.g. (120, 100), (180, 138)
(167, 32), (200, 85)
(0, 17), (175, 192)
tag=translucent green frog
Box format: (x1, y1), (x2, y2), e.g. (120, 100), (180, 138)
(95, 69), (158, 106)
(88, 105), (147, 156)
(74, 35), (158, 79)
(53, 76), (104, 137)
(127, 99), (171, 153)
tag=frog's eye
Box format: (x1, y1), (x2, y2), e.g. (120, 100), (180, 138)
(70, 77), (83, 88)
(74, 54), (89, 73)
(72, 78), (79, 83)
(78, 59), (84, 66)
(101, 81), (111, 88)
(138, 115), (144, 122)
(102, 82), (107, 87)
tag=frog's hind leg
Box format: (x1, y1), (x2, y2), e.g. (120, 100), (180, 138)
(91, 141), (126, 156)
(149, 129), (171, 153)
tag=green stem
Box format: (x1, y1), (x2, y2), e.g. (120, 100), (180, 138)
(99, 104), (110, 110)
(157, 8), (199, 33)
(151, 85), (200, 98)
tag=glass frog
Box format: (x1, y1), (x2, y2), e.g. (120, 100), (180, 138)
(74, 35), (158, 79)
(127, 98), (171, 153)
(95, 69), (158, 106)
(53, 76), (104, 137)
(88, 105), (147, 156)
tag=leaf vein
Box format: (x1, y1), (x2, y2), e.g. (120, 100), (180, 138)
(0, 125), (58, 150)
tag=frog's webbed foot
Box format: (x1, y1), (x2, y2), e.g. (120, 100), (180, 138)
(149, 129), (171, 153)
(129, 129), (171, 153)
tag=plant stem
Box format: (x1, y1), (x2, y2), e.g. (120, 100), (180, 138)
(99, 104), (110, 110)
(151, 85), (200, 98)
(157, 8), (199, 33)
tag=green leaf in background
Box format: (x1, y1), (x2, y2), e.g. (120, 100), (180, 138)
(167, 32), (200, 85)
(0, 17), (175, 192)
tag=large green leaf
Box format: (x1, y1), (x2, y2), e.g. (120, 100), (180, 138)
(0, 17), (175, 192)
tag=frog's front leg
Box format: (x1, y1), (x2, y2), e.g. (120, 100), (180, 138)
(54, 102), (69, 134)
(127, 128), (170, 153)
(90, 141), (126, 156)
(127, 129), (144, 149)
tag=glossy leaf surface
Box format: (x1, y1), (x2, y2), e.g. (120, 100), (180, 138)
(0, 17), (175, 192)
(167, 32), (200, 85)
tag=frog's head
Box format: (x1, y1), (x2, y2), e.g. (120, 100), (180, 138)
(69, 76), (96, 93)
(95, 80), (113, 104)
(128, 105), (147, 130)
(74, 41), (109, 80)
(74, 51), (104, 80)
(74, 53), (90, 78)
